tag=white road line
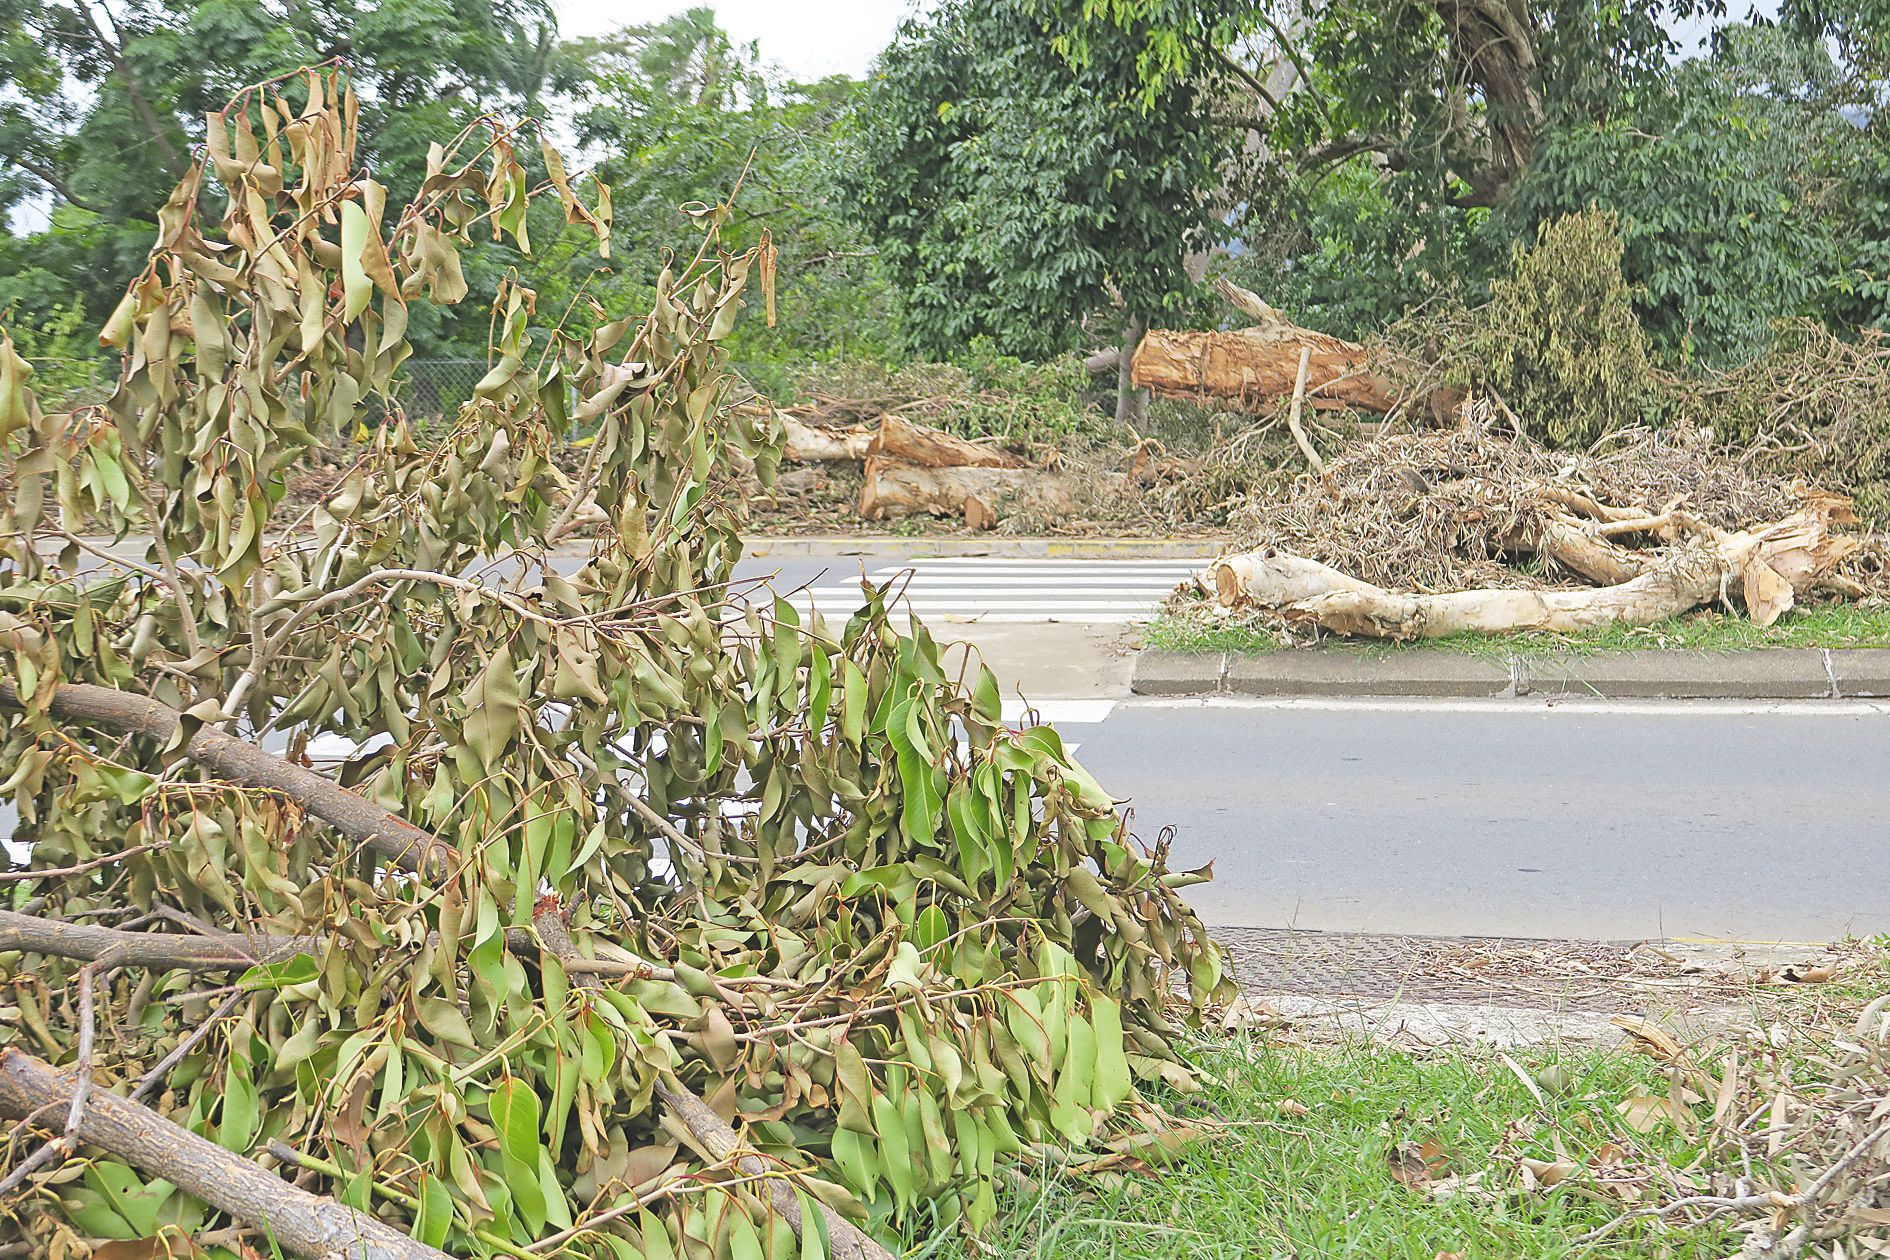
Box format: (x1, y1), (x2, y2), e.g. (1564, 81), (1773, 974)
(790, 611), (1144, 623)
(1129, 695), (1890, 717)
(769, 558), (1193, 625)
(797, 586), (1180, 596)
(1001, 699), (1118, 724)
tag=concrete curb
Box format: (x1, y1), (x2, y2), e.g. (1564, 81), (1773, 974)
(740, 535), (1223, 560)
(1133, 646), (1890, 700)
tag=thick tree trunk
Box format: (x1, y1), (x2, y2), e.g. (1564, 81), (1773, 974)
(1214, 545), (1732, 638)
(0, 683), (451, 879)
(1131, 328), (1404, 412)
(868, 413), (1024, 469)
(857, 459), (1078, 528)
(1429, 0), (1542, 205)
(781, 413), (874, 462)
(1211, 496), (1858, 639)
(0, 1049), (448, 1260)
(1116, 313), (1149, 427)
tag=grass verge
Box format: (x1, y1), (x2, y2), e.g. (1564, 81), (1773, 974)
(920, 1036), (1737, 1259)
(1147, 601), (1890, 659)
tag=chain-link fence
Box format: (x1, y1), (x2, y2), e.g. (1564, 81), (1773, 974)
(398, 358), (489, 424)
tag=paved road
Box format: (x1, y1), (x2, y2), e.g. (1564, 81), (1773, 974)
(33, 537), (1890, 945)
(776, 556), (1200, 624)
(1057, 696), (1890, 944)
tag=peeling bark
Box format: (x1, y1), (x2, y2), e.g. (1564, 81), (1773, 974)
(1211, 495), (1859, 639)
(858, 458), (1078, 527)
(868, 413), (1024, 469)
(1131, 327), (1405, 412)
(781, 413), (874, 462)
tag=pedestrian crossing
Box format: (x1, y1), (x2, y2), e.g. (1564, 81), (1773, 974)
(781, 557), (1205, 624)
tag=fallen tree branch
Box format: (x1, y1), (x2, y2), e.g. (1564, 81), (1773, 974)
(1284, 346), (1324, 474)
(868, 413), (1024, 470)
(0, 1049), (450, 1260)
(858, 458), (1078, 528)
(131, 991), (244, 1104)
(0, 842), (165, 883)
(535, 910), (896, 1260)
(0, 682), (452, 879)
(781, 413), (874, 462)
(0, 908), (320, 970)
(1509, 511), (1648, 586)
(1212, 494), (1858, 638)
(1132, 288), (1410, 412)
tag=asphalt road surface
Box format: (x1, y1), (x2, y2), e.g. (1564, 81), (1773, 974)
(26, 537), (1889, 945)
(1058, 696), (1890, 944)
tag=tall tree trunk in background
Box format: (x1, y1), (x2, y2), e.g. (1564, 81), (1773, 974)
(1116, 313), (1149, 428)
(73, 0), (183, 177)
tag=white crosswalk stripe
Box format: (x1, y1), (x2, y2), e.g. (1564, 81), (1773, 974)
(782, 558), (1204, 624)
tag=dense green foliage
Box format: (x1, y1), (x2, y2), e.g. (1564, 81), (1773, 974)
(1, 0), (1888, 444)
(840, 0), (1227, 363)
(1460, 210), (1655, 447)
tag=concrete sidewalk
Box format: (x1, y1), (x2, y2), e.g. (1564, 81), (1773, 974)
(1134, 646), (1890, 699)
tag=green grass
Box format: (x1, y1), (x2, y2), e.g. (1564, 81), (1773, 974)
(921, 1037), (1737, 1259)
(1148, 601), (1890, 660)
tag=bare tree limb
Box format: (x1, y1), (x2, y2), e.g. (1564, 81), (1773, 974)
(0, 152), (110, 215)
(0, 907), (320, 969)
(68, 0), (184, 176)
(0, 842), (165, 882)
(1285, 346), (1325, 474)
(0, 1049), (449, 1260)
(0, 682), (452, 879)
(131, 991), (244, 1104)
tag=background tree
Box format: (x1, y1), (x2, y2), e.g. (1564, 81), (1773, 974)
(843, 0), (1230, 423)
(0, 0), (563, 333)
(566, 8), (892, 389)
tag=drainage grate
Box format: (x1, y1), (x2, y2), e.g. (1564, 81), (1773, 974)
(1211, 926), (1784, 1012)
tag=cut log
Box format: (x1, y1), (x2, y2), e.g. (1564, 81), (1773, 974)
(1131, 327), (1405, 412)
(858, 458), (1078, 528)
(867, 413), (1025, 469)
(782, 413), (874, 462)
(1135, 284), (1409, 412)
(1210, 495), (1858, 638)
(0, 1049), (449, 1260)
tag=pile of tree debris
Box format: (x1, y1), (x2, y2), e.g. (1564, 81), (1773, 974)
(1122, 270), (1885, 640)
(773, 407), (1090, 530)
(1172, 421), (1877, 639)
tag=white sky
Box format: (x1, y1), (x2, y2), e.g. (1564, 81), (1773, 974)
(552, 0), (929, 81)
(552, 1), (1786, 82)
